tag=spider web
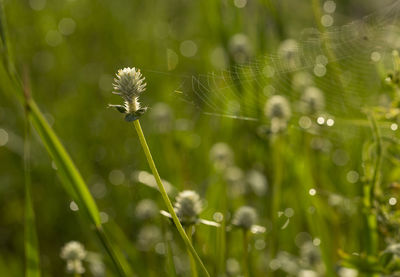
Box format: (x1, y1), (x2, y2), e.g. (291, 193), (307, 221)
(172, 0), (400, 128)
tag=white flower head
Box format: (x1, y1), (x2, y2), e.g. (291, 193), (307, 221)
(246, 169), (268, 196)
(265, 95), (291, 133)
(232, 206), (257, 230)
(278, 39), (300, 70)
(174, 190), (202, 225)
(228, 33), (252, 64)
(60, 241), (87, 274)
(300, 86), (325, 114)
(109, 67), (148, 121)
(209, 142), (234, 171)
(265, 95), (291, 120)
(292, 71), (314, 92)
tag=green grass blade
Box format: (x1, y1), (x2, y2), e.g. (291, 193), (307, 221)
(27, 100), (128, 276)
(28, 100), (101, 227)
(24, 116), (41, 277)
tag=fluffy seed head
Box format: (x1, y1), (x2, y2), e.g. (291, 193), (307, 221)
(112, 67), (146, 113)
(278, 39), (300, 69)
(265, 95), (291, 121)
(246, 170), (268, 196)
(300, 241), (321, 267)
(228, 33), (252, 64)
(232, 206), (257, 230)
(225, 166), (246, 198)
(300, 86), (325, 114)
(60, 241), (86, 261)
(292, 71), (314, 92)
(174, 190), (202, 225)
(60, 241), (87, 274)
(209, 142), (234, 171)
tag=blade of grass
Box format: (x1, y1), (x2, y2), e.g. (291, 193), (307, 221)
(0, 4), (130, 273)
(27, 99), (128, 277)
(24, 106), (41, 277)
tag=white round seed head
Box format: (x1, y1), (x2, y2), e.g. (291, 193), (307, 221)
(60, 241), (87, 274)
(209, 142), (234, 171)
(278, 39), (299, 69)
(225, 166), (246, 198)
(174, 190), (202, 225)
(232, 206), (257, 230)
(300, 241), (321, 267)
(60, 241), (87, 261)
(265, 95), (291, 120)
(292, 71), (314, 92)
(300, 86), (325, 114)
(228, 33), (252, 64)
(246, 170), (268, 196)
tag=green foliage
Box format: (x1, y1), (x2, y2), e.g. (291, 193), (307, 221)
(1, 0), (400, 276)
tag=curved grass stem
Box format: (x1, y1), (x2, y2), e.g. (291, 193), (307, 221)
(133, 120), (210, 277)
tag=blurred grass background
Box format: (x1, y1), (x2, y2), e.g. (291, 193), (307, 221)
(1, 0), (399, 276)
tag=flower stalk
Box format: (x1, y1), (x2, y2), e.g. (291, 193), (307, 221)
(110, 67), (209, 276)
(133, 120), (209, 276)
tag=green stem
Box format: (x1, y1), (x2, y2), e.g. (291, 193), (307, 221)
(24, 111), (41, 277)
(365, 112), (381, 256)
(133, 120), (210, 277)
(242, 230), (250, 277)
(217, 174), (227, 276)
(270, 137), (283, 259)
(186, 225), (198, 277)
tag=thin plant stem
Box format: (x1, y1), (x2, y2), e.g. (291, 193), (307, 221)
(217, 174), (227, 276)
(269, 137), (283, 260)
(186, 225), (198, 277)
(133, 120), (210, 277)
(364, 112), (381, 256)
(23, 70), (41, 277)
(24, 112), (41, 277)
(242, 230), (250, 277)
